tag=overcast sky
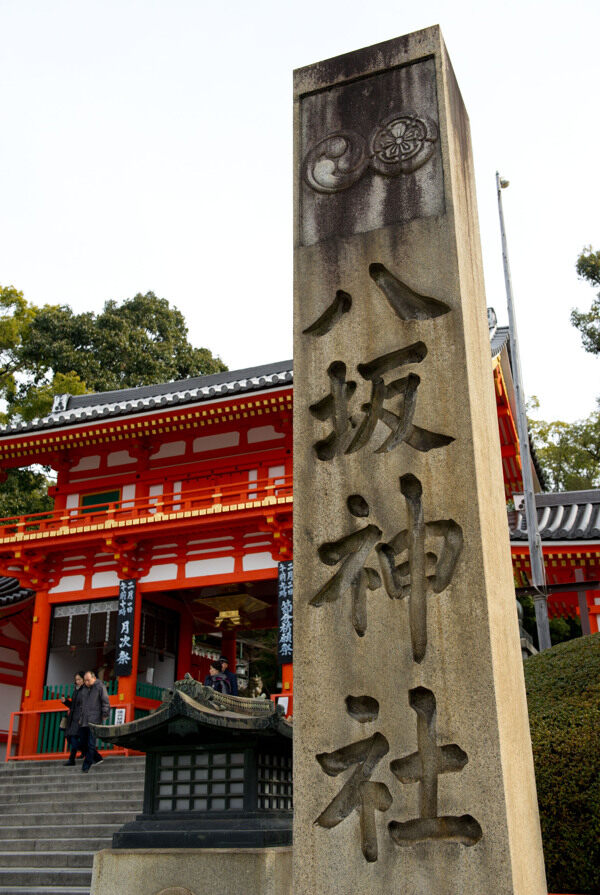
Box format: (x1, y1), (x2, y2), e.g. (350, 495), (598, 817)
(2, 0), (599, 423)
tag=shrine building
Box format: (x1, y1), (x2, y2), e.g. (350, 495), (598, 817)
(0, 321), (598, 759)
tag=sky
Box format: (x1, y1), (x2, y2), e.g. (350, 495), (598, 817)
(1, 0), (599, 424)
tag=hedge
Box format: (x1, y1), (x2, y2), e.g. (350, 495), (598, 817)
(524, 633), (600, 894)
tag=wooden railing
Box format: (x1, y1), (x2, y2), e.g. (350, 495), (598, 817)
(0, 471), (292, 542)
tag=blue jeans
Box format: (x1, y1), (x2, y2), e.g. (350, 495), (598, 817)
(79, 727), (102, 768)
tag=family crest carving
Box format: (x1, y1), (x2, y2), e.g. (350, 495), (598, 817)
(302, 113), (438, 194)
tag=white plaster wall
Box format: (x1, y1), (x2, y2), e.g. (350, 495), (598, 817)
(107, 450), (136, 467)
(151, 440), (186, 460)
(0, 683), (22, 741)
(46, 651), (77, 686)
(49, 575), (86, 594)
(242, 551), (278, 571)
(70, 455), (100, 472)
(91, 570), (120, 589)
(122, 484), (136, 508)
(193, 431), (239, 452)
(185, 556), (235, 577)
(247, 425), (285, 443)
(139, 564), (178, 583)
(46, 649), (98, 687)
(0, 647), (22, 667)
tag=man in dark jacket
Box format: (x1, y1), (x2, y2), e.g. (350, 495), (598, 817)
(219, 655), (238, 696)
(79, 670), (110, 772)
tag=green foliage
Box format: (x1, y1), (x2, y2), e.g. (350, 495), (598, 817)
(528, 397), (600, 491)
(2, 372), (88, 424)
(518, 595), (582, 649)
(0, 467), (53, 518)
(524, 634), (600, 894)
(572, 246), (600, 356)
(0, 285), (37, 403)
(8, 292), (226, 415)
(0, 286), (227, 515)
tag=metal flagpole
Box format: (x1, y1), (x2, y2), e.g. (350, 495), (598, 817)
(496, 172), (551, 651)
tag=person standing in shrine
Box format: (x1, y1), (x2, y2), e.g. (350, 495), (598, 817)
(219, 655), (238, 696)
(78, 670), (110, 772)
(204, 660), (231, 694)
(60, 670), (85, 766)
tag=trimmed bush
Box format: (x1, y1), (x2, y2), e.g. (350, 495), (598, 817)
(524, 633), (600, 894)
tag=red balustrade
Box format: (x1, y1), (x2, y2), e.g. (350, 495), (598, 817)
(0, 470), (292, 543)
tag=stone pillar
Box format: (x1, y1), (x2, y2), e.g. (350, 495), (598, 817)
(293, 27), (547, 895)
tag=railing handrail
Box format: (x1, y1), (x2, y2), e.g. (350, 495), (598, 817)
(0, 469), (292, 538)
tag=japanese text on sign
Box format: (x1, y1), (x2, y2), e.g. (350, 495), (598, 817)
(278, 561), (293, 662)
(115, 579), (136, 676)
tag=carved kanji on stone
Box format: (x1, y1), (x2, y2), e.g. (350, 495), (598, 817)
(309, 494), (382, 636)
(376, 473), (463, 662)
(388, 687), (482, 847)
(309, 343), (453, 461)
(315, 697), (392, 862)
(310, 480), (462, 648)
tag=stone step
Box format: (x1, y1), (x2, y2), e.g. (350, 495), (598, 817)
(0, 764), (144, 780)
(0, 753), (146, 776)
(0, 838), (112, 853)
(0, 853), (94, 868)
(0, 824), (121, 841)
(0, 888), (89, 895)
(1, 811), (135, 828)
(0, 869), (90, 888)
(0, 785), (143, 802)
(0, 775), (143, 792)
(0, 796), (142, 813)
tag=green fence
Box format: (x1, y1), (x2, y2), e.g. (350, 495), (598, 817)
(135, 681), (166, 701)
(42, 680), (119, 700)
(36, 705), (123, 755)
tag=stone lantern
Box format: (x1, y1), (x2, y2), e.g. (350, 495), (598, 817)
(92, 675), (292, 850)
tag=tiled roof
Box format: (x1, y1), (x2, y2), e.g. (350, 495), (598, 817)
(510, 490), (600, 541)
(0, 577), (34, 609)
(0, 360), (294, 438)
(490, 325), (510, 358)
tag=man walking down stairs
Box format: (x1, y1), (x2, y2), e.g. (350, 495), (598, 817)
(0, 755), (144, 895)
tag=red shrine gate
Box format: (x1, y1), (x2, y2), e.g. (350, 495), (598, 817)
(0, 344), (598, 760)
(0, 362), (293, 758)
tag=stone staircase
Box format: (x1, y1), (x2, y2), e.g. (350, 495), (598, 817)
(0, 755), (145, 895)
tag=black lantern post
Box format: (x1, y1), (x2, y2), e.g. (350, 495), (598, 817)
(93, 675), (292, 849)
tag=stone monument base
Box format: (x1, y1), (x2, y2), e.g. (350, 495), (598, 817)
(90, 846), (292, 895)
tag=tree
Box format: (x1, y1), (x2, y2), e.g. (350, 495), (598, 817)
(528, 398), (600, 492)
(0, 290), (227, 422)
(0, 467), (53, 519)
(9, 292), (226, 411)
(0, 287), (227, 515)
(571, 245), (600, 355)
(0, 285), (37, 406)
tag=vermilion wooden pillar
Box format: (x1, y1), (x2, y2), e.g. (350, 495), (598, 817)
(20, 588), (51, 755)
(281, 662), (293, 714)
(176, 610), (194, 680)
(220, 629), (236, 668)
(117, 581), (143, 721)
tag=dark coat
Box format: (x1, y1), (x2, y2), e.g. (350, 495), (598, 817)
(223, 669), (238, 696)
(78, 679), (110, 726)
(63, 685), (85, 737)
(205, 672), (230, 694)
